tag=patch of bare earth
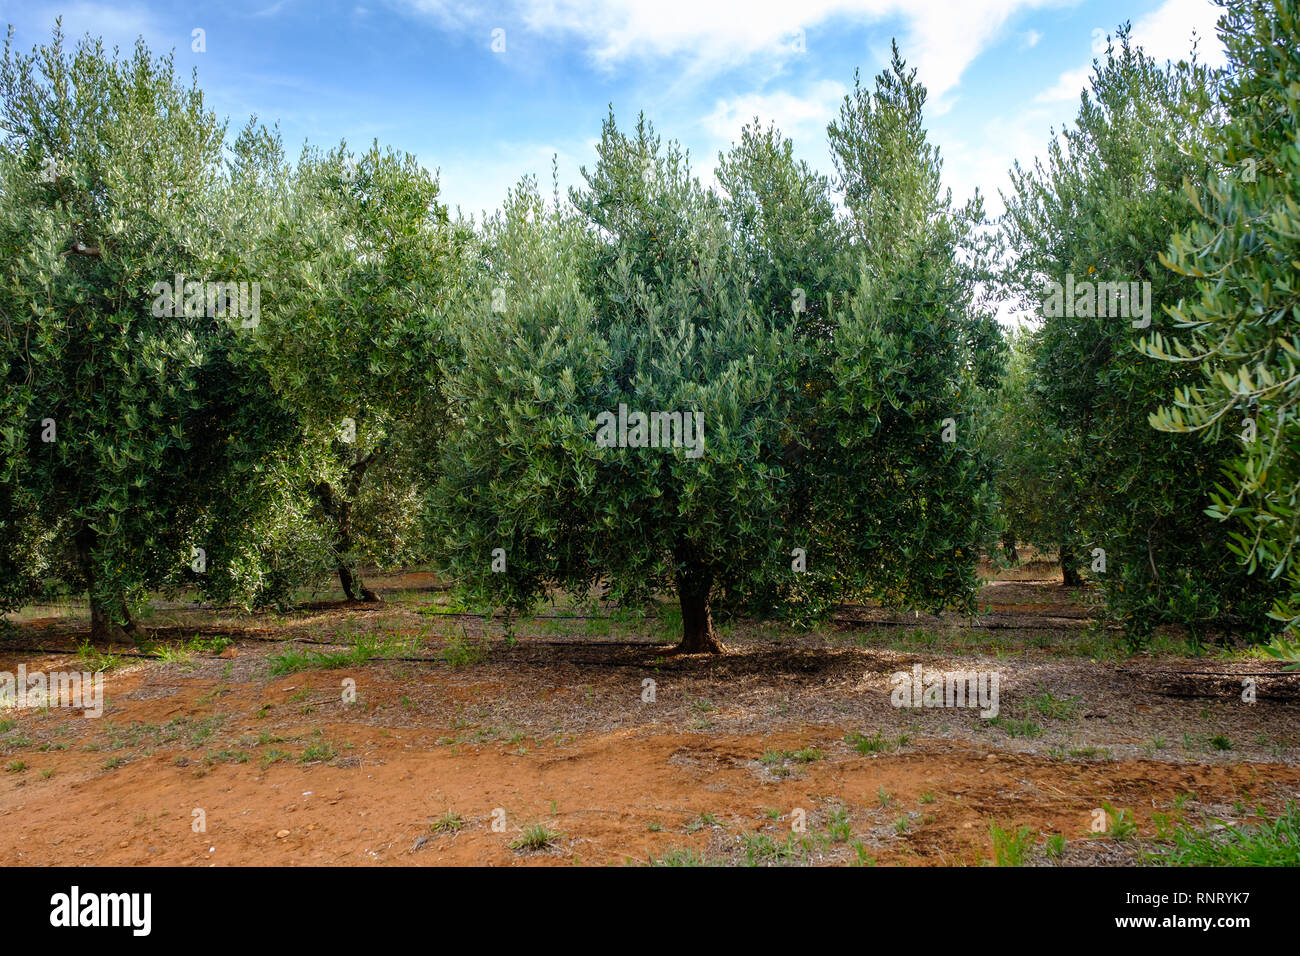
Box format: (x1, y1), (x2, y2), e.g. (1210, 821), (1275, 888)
(2, 568), (1297, 865)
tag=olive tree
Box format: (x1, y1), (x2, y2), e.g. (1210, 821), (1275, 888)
(983, 327), (1084, 573)
(1144, 0), (1300, 650)
(436, 126), (793, 652)
(435, 50), (1000, 652)
(259, 142), (473, 601)
(0, 26), (295, 638)
(1001, 26), (1283, 645)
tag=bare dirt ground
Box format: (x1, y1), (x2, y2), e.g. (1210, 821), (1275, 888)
(3, 561), (1298, 866)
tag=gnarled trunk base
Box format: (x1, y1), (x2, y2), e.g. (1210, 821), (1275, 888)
(89, 597), (135, 644)
(337, 564), (381, 603)
(1060, 545), (1084, 587)
(76, 525), (137, 644)
(673, 564), (726, 654)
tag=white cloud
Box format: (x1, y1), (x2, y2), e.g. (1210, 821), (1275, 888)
(5, 1), (170, 54)
(1131, 0), (1226, 66)
(393, 0), (1060, 107)
(941, 106), (1060, 215)
(431, 139), (589, 221)
(1034, 63), (1091, 103)
(252, 1), (292, 17)
(387, 0), (488, 33)
(702, 80), (848, 144)
(692, 81), (849, 196)
(1021, 28), (1041, 48)
(894, 0), (1049, 113)
(1035, 0), (1226, 106)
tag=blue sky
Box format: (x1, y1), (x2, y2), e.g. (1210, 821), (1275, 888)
(0, 0), (1225, 226)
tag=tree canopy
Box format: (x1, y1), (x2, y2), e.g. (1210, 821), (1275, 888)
(2, 6), (1297, 659)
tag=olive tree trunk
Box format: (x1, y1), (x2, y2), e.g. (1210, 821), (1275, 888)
(1060, 545), (1084, 587)
(75, 525), (135, 642)
(311, 441), (382, 604)
(673, 552), (725, 654)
